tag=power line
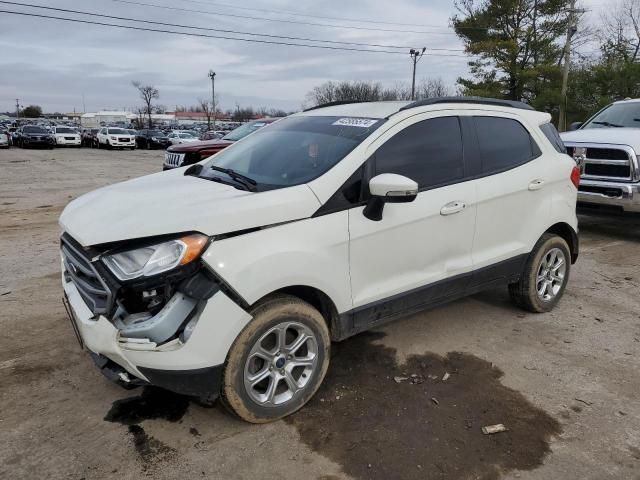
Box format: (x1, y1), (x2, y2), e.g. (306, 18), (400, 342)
(180, 0), (491, 32)
(180, 0), (459, 29)
(0, 1), (410, 50)
(0, 2), (467, 52)
(0, 9), (472, 56)
(111, 0), (465, 36)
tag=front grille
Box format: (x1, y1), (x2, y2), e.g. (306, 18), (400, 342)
(64, 137), (76, 141)
(584, 163), (631, 178)
(164, 152), (185, 167)
(586, 148), (628, 160)
(566, 144), (634, 181)
(61, 234), (113, 316)
(118, 137), (130, 142)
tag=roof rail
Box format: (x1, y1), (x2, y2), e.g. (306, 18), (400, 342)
(398, 96), (534, 112)
(303, 100), (367, 112)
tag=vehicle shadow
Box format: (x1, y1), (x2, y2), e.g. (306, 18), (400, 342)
(578, 210), (640, 243)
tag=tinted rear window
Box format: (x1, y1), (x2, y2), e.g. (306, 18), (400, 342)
(475, 117), (540, 174)
(540, 123), (566, 153)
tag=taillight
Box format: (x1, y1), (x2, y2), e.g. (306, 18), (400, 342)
(570, 165), (581, 189)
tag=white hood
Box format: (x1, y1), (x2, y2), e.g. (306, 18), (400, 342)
(59, 168), (321, 246)
(561, 127), (640, 152)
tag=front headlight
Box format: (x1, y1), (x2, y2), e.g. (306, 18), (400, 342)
(151, 137), (158, 141)
(103, 234), (208, 281)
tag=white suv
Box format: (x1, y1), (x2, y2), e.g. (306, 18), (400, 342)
(53, 126), (81, 147)
(96, 127), (136, 149)
(60, 98), (580, 422)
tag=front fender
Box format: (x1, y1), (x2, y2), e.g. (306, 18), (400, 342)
(201, 212), (352, 314)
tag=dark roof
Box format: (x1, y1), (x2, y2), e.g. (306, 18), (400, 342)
(398, 96), (534, 112)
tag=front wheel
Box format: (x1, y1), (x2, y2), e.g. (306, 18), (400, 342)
(509, 234), (571, 313)
(221, 295), (330, 423)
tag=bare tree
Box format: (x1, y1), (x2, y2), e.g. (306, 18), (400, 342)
(600, 0), (640, 61)
(306, 78), (452, 106)
(198, 98), (213, 128)
(132, 81), (159, 128)
(415, 78), (452, 99)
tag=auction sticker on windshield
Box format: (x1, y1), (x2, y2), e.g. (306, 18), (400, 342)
(332, 118), (379, 128)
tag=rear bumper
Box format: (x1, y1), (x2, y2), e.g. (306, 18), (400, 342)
(578, 179), (640, 213)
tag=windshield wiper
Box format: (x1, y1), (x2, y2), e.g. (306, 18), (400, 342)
(210, 165), (257, 191)
(591, 121), (623, 127)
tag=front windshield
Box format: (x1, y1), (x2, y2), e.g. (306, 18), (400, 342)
(56, 127), (75, 133)
(148, 130), (164, 136)
(107, 128), (129, 134)
(179, 133), (195, 138)
(223, 121), (270, 141)
(582, 102), (640, 129)
(201, 116), (385, 190)
(24, 126), (47, 133)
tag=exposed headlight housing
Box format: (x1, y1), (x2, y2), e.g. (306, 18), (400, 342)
(103, 234), (209, 281)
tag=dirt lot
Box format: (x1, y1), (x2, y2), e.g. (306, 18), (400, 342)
(1, 146), (639, 480)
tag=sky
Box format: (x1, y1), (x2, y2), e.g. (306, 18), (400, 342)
(0, 0), (609, 114)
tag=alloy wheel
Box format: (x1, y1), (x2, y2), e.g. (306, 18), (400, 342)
(536, 247), (567, 301)
(243, 321), (318, 406)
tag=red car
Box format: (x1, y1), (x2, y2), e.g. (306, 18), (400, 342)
(163, 118), (279, 170)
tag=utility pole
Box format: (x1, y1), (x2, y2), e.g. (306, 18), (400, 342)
(409, 48), (426, 101)
(208, 70), (216, 130)
(15, 98), (20, 119)
(558, 0), (584, 131)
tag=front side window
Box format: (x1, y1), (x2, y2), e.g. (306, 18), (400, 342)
(474, 117), (540, 174)
(374, 116), (464, 189)
(200, 116), (384, 191)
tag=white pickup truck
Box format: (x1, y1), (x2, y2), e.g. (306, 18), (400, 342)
(561, 98), (640, 213)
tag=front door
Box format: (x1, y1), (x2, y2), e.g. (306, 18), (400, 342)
(348, 114), (477, 325)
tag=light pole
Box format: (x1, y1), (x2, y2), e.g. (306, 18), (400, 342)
(409, 48), (426, 101)
(208, 70), (216, 129)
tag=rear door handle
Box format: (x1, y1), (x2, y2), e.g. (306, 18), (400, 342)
(528, 179), (545, 191)
(440, 201), (466, 216)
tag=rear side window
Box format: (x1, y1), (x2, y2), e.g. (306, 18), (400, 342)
(375, 116), (464, 189)
(475, 117), (540, 174)
(540, 122), (566, 153)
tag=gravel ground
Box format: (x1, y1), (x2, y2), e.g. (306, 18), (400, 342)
(1, 146), (639, 480)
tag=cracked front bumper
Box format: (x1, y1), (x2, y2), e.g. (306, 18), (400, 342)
(62, 274), (251, 397)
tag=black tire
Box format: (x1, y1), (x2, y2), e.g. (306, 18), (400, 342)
(509, 233), (571, 313)
(221, 295), (330, 423)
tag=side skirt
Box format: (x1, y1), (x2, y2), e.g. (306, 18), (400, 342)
(336, 254), (529, 340)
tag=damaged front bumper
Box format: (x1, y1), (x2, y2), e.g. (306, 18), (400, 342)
(62, 263), (251, 399)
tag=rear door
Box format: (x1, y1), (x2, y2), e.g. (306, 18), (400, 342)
(469, 114), (551, 273)
(348, 114), (477, 317)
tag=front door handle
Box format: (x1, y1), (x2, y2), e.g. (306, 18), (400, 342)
(440, 201), (466, 216)
(528, 179), (545, 191)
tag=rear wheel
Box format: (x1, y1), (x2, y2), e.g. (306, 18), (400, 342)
(222, 295), (330, 423)
(509, 234), (571, 313)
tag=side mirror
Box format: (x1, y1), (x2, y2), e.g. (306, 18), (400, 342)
(363, 173), (418, 221)
(568, 122), (583, 131)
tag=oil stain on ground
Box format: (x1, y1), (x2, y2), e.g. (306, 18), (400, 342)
(285, 332), (561, 480)
(104, 387), (188, 469)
